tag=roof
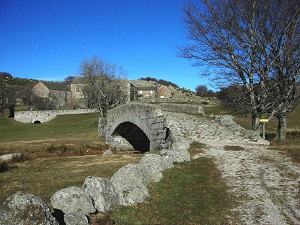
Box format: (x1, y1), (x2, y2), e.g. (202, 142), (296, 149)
(40, 81), (69, 91)
(129, 80), (157, 88)
(71, 77), (86, 84)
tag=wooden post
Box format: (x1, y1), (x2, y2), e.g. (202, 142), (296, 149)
(259, 119), (269, 139)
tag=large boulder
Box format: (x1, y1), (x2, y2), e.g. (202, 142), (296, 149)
(0, 153), (23, 162)
(64, 213), (89, 225)
(139, 154), (174, 183)
(140, 154), (173, 171)
(0, 191), (58, 225)
(110, 164), (150, 206)
(50, 186), (96, 224)
(160, 149), (191, 163)
(83, 176), (118, 213)
(141, 153), (174, 184)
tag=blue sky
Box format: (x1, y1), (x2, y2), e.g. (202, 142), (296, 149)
(0, 0), (209, 91)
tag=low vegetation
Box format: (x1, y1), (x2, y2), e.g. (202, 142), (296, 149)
(224, 145), (245, 151)
(109, 157), (238, 225)
(0, 113), (140, 204)
(0, 103), (299, 224)
(188, 141), (208, 156)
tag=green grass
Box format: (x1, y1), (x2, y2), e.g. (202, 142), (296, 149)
(0, 113), (99, 141)
(109, 157), (238, 225)
(0, 113), (104, 156)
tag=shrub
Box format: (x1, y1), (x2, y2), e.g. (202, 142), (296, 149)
(0, 160), (9, 173)
(224, 145), (245, 151)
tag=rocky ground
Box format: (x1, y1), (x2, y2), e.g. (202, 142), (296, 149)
(164, 111), (300, 225)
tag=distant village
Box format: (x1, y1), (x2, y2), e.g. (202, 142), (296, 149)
(29, 77), (196, 109)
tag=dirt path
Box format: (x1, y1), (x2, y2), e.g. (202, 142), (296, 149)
(164, 112), (300, 225)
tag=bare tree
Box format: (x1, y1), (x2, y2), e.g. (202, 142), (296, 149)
(195, 85), (214, 97)
(79, 56), (127, 118)
(0, 77), (16, 117)
(180, 0), (300, 140)
(64, 76), (76, 84)
(31, 96), (56, 110)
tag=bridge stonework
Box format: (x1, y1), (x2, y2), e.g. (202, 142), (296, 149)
(103, 103), (169, 152)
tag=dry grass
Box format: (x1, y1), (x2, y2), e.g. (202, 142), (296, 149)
(0, 113), (144, 205)
(224, 145), (245, 151)
(0, 154), (142, 205)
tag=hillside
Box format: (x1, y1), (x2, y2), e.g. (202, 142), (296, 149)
(0, 76), (38, 87)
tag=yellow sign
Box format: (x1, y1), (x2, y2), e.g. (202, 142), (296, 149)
(260, 119), (269, 123)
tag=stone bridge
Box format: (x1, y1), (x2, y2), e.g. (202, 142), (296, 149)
(101, 102), (204, 153)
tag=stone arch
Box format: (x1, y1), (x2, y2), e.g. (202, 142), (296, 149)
(33, 120), (41, 124)
(104, 103), (169, 152)
(108, 114), (153, 152)
(112, 122), (150, 153)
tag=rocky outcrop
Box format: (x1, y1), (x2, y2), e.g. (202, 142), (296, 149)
(1, 191), (58, 225)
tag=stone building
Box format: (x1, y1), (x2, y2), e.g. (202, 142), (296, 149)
(128, 80), (158, 99)
(70, 77), (86, 98)
(32, 81), (71, 108)
(157, 85), (174, 99)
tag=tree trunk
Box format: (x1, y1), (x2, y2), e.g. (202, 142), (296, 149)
(251, 109), (261, 135)
(9, 104), (15, 118)
(275, 112), (287, 141)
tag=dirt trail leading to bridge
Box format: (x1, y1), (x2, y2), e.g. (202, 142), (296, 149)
(164, 112), (300, 225)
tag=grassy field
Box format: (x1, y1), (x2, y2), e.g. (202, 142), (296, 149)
(0, 113), (143, 204)
(0, 113), (105, 157)
(0, 105), (299, 224)
(110, 157), (237, 225)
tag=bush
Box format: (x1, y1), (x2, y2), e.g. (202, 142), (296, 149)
(0, 161), (9, 173)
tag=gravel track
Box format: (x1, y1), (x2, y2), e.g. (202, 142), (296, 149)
(164, 112), (300, 225)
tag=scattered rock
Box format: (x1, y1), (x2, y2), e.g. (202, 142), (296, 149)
(171, 140), (191, 151)
(50, 186), (96, 222)
(64, 212), (89, 225)
(1, 191), (58, 225)
(102, 149), (115, 156)
(0, 153), (23, 162)
(83, 176), (118, 213)
(140, 154), (171, 171)
(160, 149), (191, 163)
(110, 164), (150, 206)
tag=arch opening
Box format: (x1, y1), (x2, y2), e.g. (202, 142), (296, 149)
(33, 120), (41, 124)
(112, 122), (150, 153)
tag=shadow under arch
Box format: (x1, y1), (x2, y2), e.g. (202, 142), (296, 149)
(109, 114), (153, 152)
(112, 122), (150, 153)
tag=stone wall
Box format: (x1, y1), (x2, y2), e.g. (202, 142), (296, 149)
(160, 103), (205, 115)
(14, 109), (99, 123)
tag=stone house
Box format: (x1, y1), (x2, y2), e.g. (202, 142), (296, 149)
(32, 81), (71, 108)
(157, 85), (174, 99)
(70, 77), (86, 99)
(128, 80), (158, 99)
